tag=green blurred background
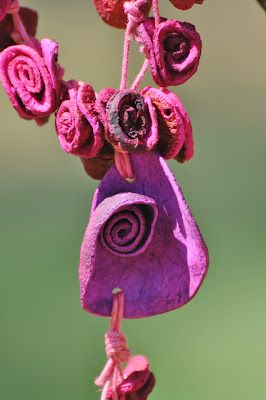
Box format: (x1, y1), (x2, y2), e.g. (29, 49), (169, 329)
(0, 1), (265, 399)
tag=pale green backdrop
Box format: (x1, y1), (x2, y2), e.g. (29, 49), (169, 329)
(0, 1), (265, 399)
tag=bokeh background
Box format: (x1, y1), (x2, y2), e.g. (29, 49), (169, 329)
(0, 1), (265, 399)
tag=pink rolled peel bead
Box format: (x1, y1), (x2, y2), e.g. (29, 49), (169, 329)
(106, 355), (155, 399)
(141, 86), (194, 162)
(55, 81), (115, 180)
(55, 81), (104, 158)
(136, 17), (202, 87)
(0, 38), (64, 125)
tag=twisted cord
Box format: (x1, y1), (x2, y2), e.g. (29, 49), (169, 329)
(152, 0), (161, 28)
(120, 0), (149, 90)
(105, 330), (131, 364)
(95, 290), (132, 400)
(131, 58), (149, 90)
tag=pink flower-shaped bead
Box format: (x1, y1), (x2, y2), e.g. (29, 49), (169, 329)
(55, 81), (104, 158)
(170, 0), (204, 10)
(137, 17), (202, 87)
(0, 38), (63, 125)
(105, 89), (158, 153)
(141, 86), (194, 162)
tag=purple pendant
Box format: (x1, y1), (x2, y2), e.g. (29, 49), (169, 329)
(79, 152), (208, 318)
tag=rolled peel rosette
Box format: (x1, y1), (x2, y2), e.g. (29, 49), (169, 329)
(141, 86), (194, 161)
(137, 17), (202, 87)
(89, 192), (158, 258)
(170, 0), (204, 10)
(105, 89), (158, 153)
(93, 0), (152, 29)
(106, 356), (155, 399)
(55, 81), (104, 158)
(0, 38), (64, 124)
(100, 194), (157, 257)
(79, 152), (209, 318)
(0, 7), (38, 51)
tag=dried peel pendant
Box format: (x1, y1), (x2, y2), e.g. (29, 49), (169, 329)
(79, 151), (209, 318)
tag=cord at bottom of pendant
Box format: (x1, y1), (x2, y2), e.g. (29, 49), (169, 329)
(95, 289), (155, 400)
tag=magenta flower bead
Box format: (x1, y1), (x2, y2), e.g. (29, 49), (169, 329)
(79, 152), (209, 318)
(137, 17), (202, 87)
(0, 38), (63, 125)
(105, 89), (158, 153)
(141, 86), (194, 162)
(55, 81), (104, 158)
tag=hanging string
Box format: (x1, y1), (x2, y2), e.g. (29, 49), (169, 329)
(95, 289), (131, 400)
(131, 58), (149, 90)
(120, 0), (147, 90)
(120, 22), (132, 91)
(152, 0), (161, 28)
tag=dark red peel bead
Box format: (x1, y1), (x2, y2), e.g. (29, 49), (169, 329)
(136, 17), (202, 87)
(93, 0), (152, 29)
(170, 0), (205, 10)
(106, 90), (158, 153)
(141, 86), (194, 162)
(106, 356), (155, 399)
(80, 154), (114, 180)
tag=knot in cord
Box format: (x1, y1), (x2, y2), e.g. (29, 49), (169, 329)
(105, 330), (131, 364)
(124, 0), (147, 28)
